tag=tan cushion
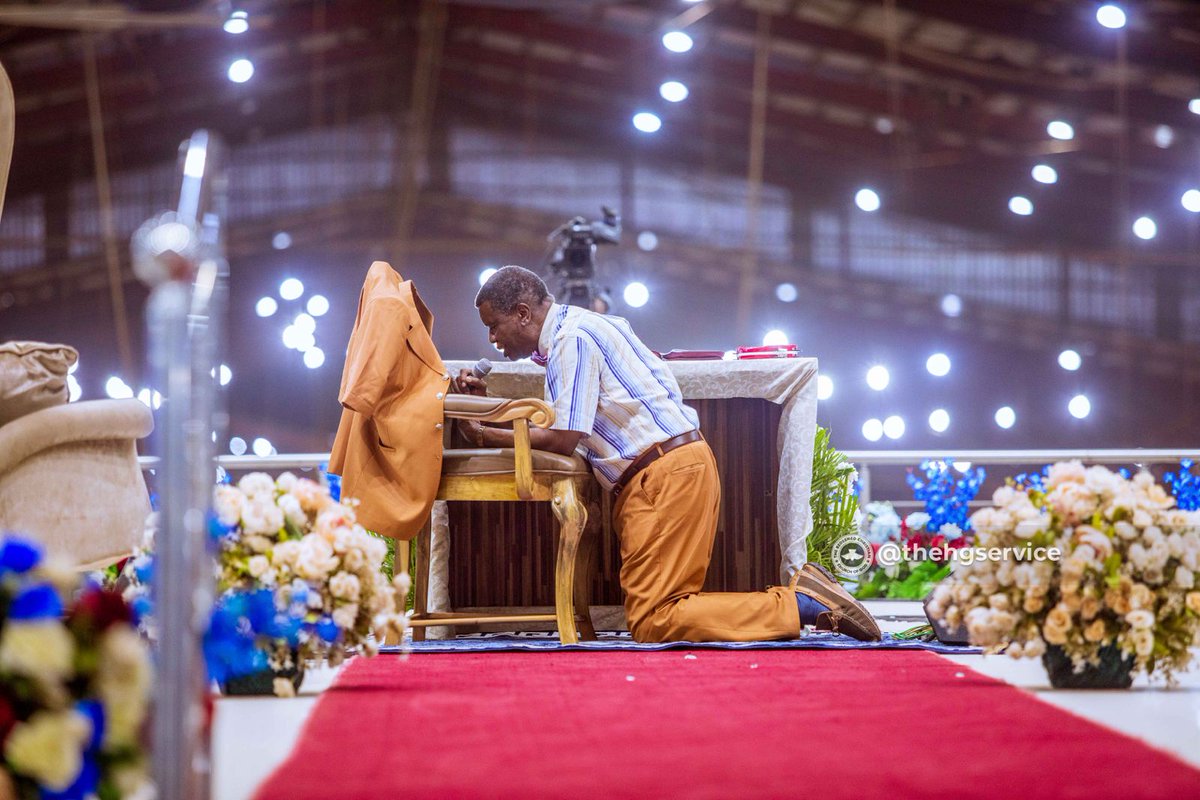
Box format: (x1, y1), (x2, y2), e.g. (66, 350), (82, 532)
(442, 447), (589, 476)
(0, 341), (78, 427)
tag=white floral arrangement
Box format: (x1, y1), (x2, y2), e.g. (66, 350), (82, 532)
(208, 471), (410, 695)
(0, 536), (152, 798)
(926, 462), (1200, 681)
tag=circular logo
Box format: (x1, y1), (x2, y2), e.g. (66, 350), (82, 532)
(831, 534), (874, 577)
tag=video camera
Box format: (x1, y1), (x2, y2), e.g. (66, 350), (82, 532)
(545, 206), (621, 310)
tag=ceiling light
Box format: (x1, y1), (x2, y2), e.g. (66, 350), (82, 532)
(304, 347), (326, 369)
(632, 112), (662, 133)
(637, 231), (659, 251)
(1133, 216), (1157, 240)
(1181, 190), (1200, 213)
(223, 10), (249, 34)
(1189, 99), (1200, 116)
(861, 418), (883, 442)
(866, 365), (890, 391)
(252, 437), (273, 457)
(272, 231), (292, 250)
(883, 415), (905, 440)
(925, 353), (951, 377)
(229, 437), (247, 456)
(1058, 349), (1082, 371)
(762, 329), (788, 347)
(219, 364), (232, 386)
(478, 267), (498, 286)
(994, 406), (1016, 429)
(279, 278), (304, 300)
(1068, 394), (1092, 419)
(940, 293), (963, 318)
(1031, 164), (1057, 184)
(227, 58), (254, 84)
(662, 31), (694, 53)
(293, 313), (316, 334)
(1095, 4), (1126, 29)
(307, 295), (330, 316)
(255, 297), (278, 317)
(928, 409), (950, 433)
(775, 283), (798, 303)
(1047, 120), (1074, 140)
(1153, 125), (1174, 148)
(1008, 196), (1034, 216)
(624, 282), (650, 308)
(67, 375), (82, 402)
(874, 116), (895, 134)
(854, 188), (881, 212)
(817, 375), (833, 400)
(659, 81), (689, 102)
(104, 376), (133, 400)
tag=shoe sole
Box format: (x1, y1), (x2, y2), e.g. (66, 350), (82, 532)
(797, 563), (882, 641)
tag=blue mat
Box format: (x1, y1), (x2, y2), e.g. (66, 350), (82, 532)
(382, 630), (980, 655)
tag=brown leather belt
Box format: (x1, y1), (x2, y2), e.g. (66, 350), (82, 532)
(611, 430), (703, 497)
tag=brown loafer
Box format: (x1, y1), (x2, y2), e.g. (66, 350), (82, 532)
(789, 562), (882, 642)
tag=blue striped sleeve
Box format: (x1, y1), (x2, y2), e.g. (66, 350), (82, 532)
(549, 334), (601, 434)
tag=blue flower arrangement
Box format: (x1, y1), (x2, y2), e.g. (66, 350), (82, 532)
(1165, 459), (1199, 511)
(0, 534), (151, 799)
(906, 459), (986, 533)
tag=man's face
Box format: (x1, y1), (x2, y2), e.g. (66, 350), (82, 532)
(478, 301), (537, 360)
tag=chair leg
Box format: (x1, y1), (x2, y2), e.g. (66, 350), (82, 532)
(412, 519), (431, 642)
(574, 484), (600, 641)
(551, 477), (587, 645)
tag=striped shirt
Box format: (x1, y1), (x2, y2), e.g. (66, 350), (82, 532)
(536, 303), (699, 490)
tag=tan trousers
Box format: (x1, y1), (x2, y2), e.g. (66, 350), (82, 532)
(612, 440), (801, 643)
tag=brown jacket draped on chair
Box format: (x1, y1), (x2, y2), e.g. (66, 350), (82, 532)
(328, 261), (451, 539)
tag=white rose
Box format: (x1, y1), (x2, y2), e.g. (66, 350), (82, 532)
(295, 535), (339, 581)
(1173, 567), (1194, 590)
(275, 472), (299, 492)
(241, 496), (284, 536)
(277, 493), (306, 529)
(0, 621), (74, 682)
(5, 710), (90, 790)
(237, 472), (276, 498)
(95, 626), (153, 747)
(1131, 628), (1154, 658)
(1046, 461), (1086, 489)
(1125, 609), (1155, 630)
(213, 485), (244, 527)
(332, 603), (359, 630)
(272, 540), (302, 568)
(341, 547), (366, 572)
(248, 555), (270, 578)
(329, 571), (362, 602)
(292, 479), (334, 515)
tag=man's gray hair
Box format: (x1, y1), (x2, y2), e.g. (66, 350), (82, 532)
(474, 265), (553, 313)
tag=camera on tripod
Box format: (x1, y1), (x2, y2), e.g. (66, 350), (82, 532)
(545, 206), (621, 311)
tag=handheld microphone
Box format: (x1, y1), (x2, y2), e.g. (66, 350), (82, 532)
(472, 358), (493, 379)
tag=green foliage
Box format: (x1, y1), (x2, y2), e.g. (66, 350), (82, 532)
(807, 426), (859, 573)
(854, 559), (951, 599)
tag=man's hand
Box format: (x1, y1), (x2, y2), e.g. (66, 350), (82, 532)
(456, 368), (488, 397)
(458, 419), (485, 447)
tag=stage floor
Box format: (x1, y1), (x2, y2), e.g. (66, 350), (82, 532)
(211, 601), (1200, 800)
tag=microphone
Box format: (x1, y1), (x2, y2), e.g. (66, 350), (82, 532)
(472, 358), (493, 379)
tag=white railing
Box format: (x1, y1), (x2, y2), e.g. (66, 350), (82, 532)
(843, 448), (1199, 507)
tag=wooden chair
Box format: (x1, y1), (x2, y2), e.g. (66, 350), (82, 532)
(401, 394), (598, 644)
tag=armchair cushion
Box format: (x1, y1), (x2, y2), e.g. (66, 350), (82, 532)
(0, 341), (77, 427)
(442, 447), (589, 477)
(0, 399), (153, 568)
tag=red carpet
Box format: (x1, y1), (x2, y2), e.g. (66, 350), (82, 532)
(254, 650), (1200, 799)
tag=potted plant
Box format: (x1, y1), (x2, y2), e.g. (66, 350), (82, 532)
(926, 462), (1200, 687)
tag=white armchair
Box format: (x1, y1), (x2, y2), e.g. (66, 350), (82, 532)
(0, 398), (153, 569)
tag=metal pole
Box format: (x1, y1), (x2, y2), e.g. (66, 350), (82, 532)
(134, 129), (226, 800)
